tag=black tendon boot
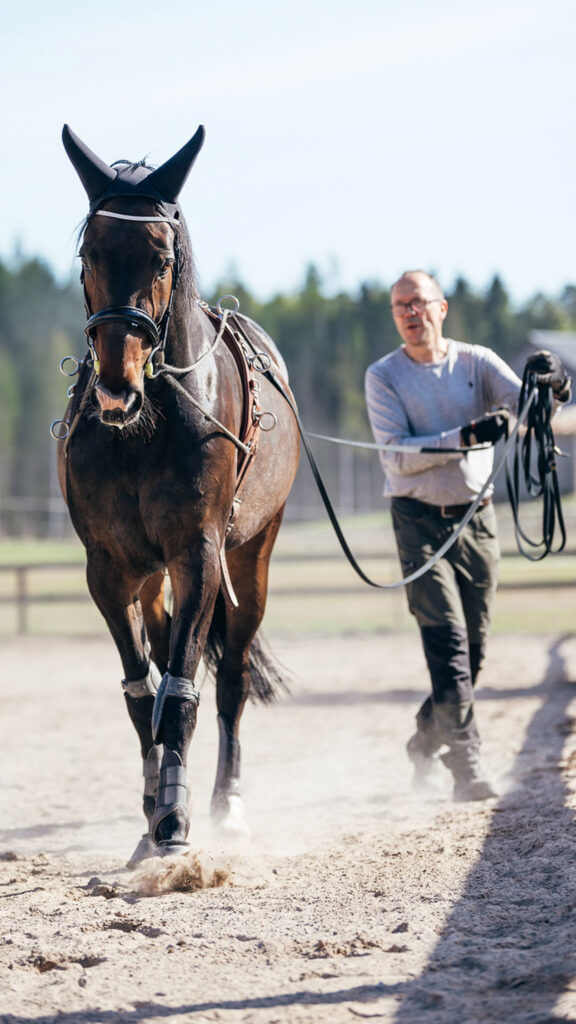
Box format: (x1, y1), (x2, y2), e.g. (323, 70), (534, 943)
(150, 673), (201, 855)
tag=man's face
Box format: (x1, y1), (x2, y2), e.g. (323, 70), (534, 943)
(390, 275), (448, 352)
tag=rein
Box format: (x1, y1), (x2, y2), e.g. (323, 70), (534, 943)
(306, 432), (493, 455)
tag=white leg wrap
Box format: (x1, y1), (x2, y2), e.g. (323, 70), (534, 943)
(122, 661), (162, 699)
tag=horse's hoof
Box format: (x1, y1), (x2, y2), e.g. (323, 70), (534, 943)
(156, 840), (191, 859)
(212, 794), (251, 838)
(126, 833), (158, 869)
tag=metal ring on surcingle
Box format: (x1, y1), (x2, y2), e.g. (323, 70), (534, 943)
(250, 351), (272, 373)
(258, 411), (278, 432)
(67, 384), (76, 398)
(50, 419), (70, 440)
(60, 356), (80, 377)
(217, 294), (240, 316)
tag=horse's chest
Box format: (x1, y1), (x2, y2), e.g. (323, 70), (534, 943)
(67, 438), (224, 558)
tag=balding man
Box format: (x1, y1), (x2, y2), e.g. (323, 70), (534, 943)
(365, 270), (569, 801)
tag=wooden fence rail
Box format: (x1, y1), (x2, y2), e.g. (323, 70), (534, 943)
(1, 555), (575, 636)
(0, 563), (91, 635)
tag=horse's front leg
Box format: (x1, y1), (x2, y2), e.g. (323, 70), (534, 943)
(86, 554), (162, 865)
(150, 542), (221, 856)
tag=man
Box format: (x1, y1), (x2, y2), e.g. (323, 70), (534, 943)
(365, 270), (570, 802)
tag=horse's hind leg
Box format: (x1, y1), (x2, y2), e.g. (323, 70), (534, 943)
(210, 510), (285, 835)
(86, 557), (162, 865)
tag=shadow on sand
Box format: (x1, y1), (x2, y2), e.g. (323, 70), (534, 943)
(389, 632), (576, 1024)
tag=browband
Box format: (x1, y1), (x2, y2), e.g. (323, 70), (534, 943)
(94, 210), (180, 227)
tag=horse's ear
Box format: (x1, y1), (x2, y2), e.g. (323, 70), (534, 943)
(146, 126), (206, 203)
(62, 125), (117, 202)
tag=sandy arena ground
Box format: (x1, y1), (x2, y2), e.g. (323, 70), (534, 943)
(1, 630), (576, 1024)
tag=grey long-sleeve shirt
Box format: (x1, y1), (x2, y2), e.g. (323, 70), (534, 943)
(364, 339), (522, 505)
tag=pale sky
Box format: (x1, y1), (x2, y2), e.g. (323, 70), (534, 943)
(2, 0), (575, 304)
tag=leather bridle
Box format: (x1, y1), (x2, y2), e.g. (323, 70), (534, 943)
(82, 210), (181, 378)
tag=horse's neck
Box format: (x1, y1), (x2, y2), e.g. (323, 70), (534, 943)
(166, 300), (208, 366)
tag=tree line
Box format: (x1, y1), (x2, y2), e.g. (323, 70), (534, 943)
(1, 254), (576, 519)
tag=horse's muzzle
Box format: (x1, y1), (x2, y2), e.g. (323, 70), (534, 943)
(95, 384), (143, 427)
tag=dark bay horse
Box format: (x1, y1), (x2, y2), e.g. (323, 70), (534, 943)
(57, 125), (300, 864)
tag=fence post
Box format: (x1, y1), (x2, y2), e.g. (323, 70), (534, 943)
(16, 567), (28, 635)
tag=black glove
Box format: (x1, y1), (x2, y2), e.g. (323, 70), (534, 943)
(525, 349), (571, 402)
(460, 408), (509, 447)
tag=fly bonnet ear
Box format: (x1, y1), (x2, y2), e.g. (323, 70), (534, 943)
(62, 124), (206, 211)
(146, 126), (206, 203)
(62, 124), (117, 203)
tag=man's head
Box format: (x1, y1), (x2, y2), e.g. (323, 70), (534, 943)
(390, 270), (448, 360)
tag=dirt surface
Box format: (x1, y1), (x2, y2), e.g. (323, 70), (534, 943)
(2, 630), (576, 1024)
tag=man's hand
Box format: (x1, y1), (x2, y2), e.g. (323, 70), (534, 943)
(460, 409), (509, 447)
(525, 349), (571, 402)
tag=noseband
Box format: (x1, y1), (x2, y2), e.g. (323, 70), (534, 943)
(85, 306), (161, 346)
(83, 210), (181, 378)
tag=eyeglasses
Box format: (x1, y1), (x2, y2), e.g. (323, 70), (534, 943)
(390, 298), (443, 316)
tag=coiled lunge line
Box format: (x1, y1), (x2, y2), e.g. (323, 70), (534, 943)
(505, 368), (567, 560)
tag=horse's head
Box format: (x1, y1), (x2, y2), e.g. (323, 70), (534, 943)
(63, 125), (205, 428)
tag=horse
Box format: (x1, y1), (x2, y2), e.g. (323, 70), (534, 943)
(56, 124), (300, 865)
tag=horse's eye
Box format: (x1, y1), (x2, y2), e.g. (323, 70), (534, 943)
(77, 254), (92, 274)
(158, 259), (174, 279)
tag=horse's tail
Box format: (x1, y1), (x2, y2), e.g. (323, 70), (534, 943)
(203, 593), (289, 704)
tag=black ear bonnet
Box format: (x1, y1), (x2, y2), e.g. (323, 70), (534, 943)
(62, 124), (206, 219)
